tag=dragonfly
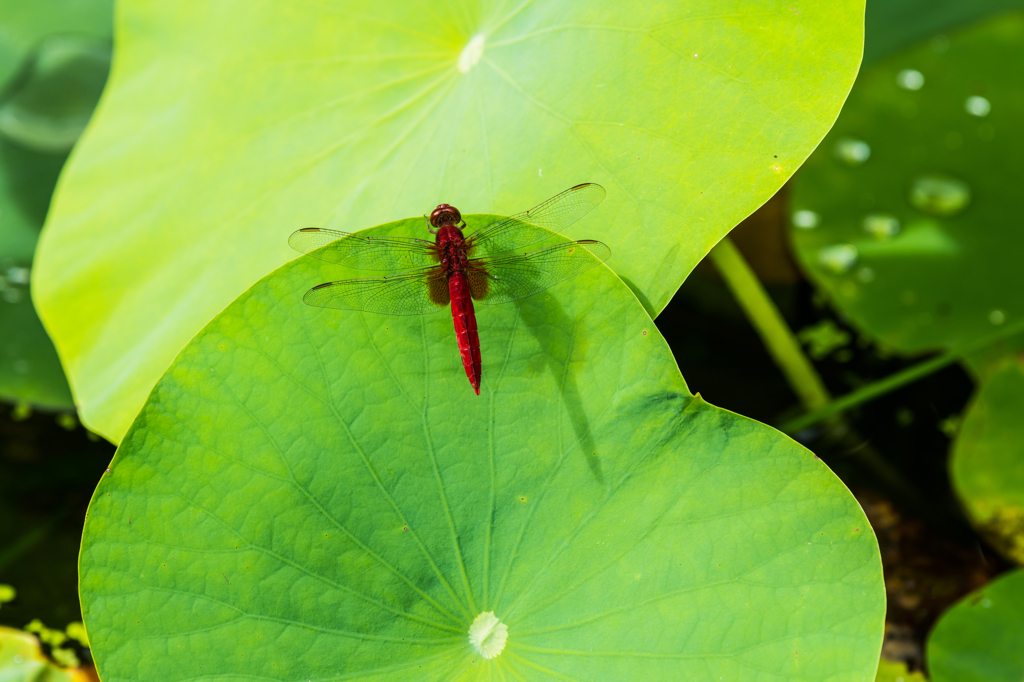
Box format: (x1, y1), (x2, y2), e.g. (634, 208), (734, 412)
(289, 183), (610, 395)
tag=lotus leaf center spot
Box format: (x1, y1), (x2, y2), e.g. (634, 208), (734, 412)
(458, 35), (486, 73)
(468, 611), (507, 659)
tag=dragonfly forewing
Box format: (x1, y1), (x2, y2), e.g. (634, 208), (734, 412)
(466, 183), (606, 256)
(302, 268), (450, 315)
(468, 239), (610, 306)
(289, 228), (439, 271)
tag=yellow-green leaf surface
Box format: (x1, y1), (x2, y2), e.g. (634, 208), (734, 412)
(35, 0), (865, 442)
(80, 218), (884, 681)
(0, 626), (90, 682)
(926, 570), (1024, 682)
(789, 12), (1024, 355)
(950, 357), (1024, 564)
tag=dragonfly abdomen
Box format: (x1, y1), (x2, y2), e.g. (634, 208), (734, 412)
(448, 269), (481, 395)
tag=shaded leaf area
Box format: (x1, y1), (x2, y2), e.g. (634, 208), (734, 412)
(0, 0), (112, 86)
(858, 491), (1003, 673)
(0, 626), (94, 682)
(0, 137), (71, 408)
(790, 12), (1024, 355)
(926, 569), (1024, 682)
(35, 0), (865, 443)
(80, 220), (884, 681)
(0, 1), (113, 408)
(950, 357), (1024, 564)
(864, 0), (1024, 65)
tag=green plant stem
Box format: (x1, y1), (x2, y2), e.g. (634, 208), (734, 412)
(781, 318), (1024, 434)
(708, 237), (831, 411)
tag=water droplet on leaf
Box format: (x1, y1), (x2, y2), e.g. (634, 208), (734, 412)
(817, 244), (858, 273)
(989, 310), (1005, 325)
(862, 214), (900, 240)
(896, 69), (924, 90)
(964, 95), (991, 117)
(908, 174), (970, 216)
(6, 266), (30, 284)
(833, 137), (871, 166)
(792, 210), (820, 229)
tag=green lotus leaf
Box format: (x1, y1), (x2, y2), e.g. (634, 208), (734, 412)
(926, 569), (1024, 682)
(35, 0), (865, 442)
(864, 0), (1024, 65)
(80, 217), (884, 681)
(789, 12), (1024, 355)
(950, 357), (1024, 564)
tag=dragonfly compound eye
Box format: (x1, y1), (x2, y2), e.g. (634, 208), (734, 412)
(430, 204), (462, 228)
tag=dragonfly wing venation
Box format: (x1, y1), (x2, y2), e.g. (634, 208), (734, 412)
(469, 240), (610, 305)
(303, 269), (449, 315)
(467, 183), (607, 256)
(289, 228), (438, 271)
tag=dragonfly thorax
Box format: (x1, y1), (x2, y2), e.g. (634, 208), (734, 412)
(435, 224), (469, 273)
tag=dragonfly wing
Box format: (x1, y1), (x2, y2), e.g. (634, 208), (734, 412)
(466, 183), (606, 256)
(303, 268), (450, 315)
(289, 228), (438, 271)
(468, 240), (611, 305)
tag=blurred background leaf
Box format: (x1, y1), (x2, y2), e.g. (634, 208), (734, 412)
(0, 0), (112, 409)
(790, 11), (1024, 356)
(950, 356), (1024, 565)
(926, 569), (1024, 682)
(864, 0), (1024, 65)
(0, 625), (96, 682)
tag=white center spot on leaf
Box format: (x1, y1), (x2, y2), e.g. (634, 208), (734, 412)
(468, 611), (507, 659)
(458, 35), (486, 73)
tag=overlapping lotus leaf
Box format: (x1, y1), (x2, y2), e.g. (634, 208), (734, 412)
(80, 217), (885, 681)
(927, 569), (1024, 682)
(35, 0), (865, 441)
(790, 12), (1024, 355)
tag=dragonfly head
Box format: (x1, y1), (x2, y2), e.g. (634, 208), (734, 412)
(429, 204), (462, 229)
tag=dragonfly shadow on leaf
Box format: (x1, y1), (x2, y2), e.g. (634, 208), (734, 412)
(513, 293), (603, 485)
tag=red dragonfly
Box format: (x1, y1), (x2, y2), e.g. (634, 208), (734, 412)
(289, 183), (609, 395)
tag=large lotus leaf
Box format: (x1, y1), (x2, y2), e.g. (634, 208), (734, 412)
(926, 569), (1024, 682)
(79, 216), (885, 681)
(0, 0), (112, 86)
(35, 0), (865, 443)
(864, 0), (1024, 65)
(950, 357), (1024, 564)
(0, 137), (72, 408)
(789, 12), (1024, 355)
